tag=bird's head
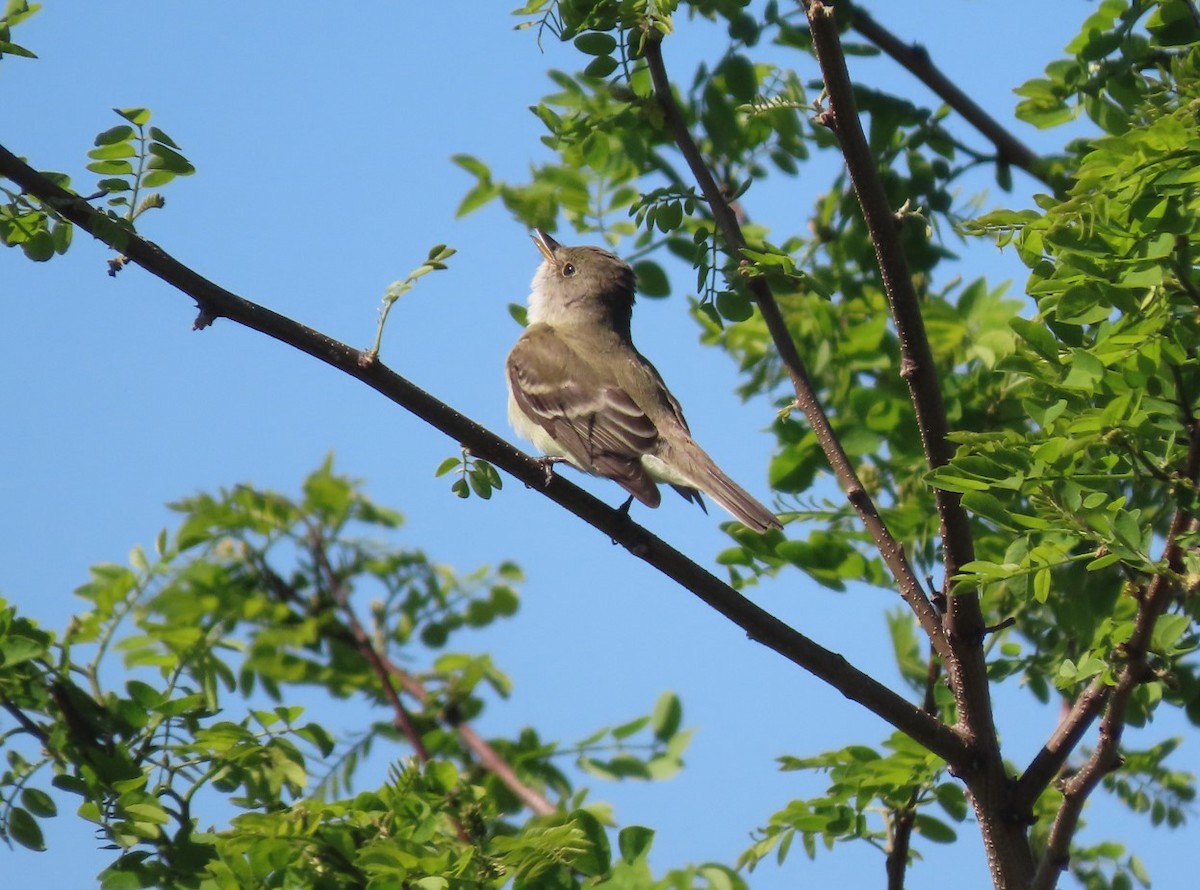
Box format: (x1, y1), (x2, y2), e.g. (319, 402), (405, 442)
(528, 229), (637, 335)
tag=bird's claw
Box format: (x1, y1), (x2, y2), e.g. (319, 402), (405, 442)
(536, 456), (566, 486)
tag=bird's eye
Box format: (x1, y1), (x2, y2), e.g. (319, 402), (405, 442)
(562, 263), (576, 277)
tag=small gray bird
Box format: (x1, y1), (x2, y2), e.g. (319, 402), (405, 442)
(506, 229), (781, 533)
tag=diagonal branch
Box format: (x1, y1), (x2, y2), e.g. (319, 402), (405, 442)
(1031, 438), (1200, 890)
(641, 31), (949, 661)
(251, 548), (556, 816)
(1012, 677), (1112, 815)
(376, 652), (558, 817)
(0, 142), (968, 772)
(843, 2), (1053, 190)
(307, 528), (432, 765)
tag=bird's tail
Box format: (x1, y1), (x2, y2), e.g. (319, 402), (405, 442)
(672, 442), (780, 533)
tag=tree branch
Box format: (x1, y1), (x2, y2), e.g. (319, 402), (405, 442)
(250, 546), (557, 817)
(1032, 432), (1200, 889)
(0, 142), (967, 770)
(804, 0), (992, 716)
(1, 700), (49, 747)
(803, 3), (1032, 884)
(641, 31), (949, 661)
(374, 650), (558, 817)
(307, 527), (433, 765)
(885, 653), (942, 890)
(842, 2), (1052, 190)
(1012, 678), (1112, 815)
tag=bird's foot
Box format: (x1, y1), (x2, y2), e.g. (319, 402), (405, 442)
(536, 456), (566, 486)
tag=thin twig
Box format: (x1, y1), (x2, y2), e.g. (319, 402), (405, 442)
(375, 652), (558, 816)
(307, 528), (432, 764)
(843, 2), (1052, 190)
(885, 653), (943, 890)
(0, 142), (967, 770)
(641, 32), (949, 660)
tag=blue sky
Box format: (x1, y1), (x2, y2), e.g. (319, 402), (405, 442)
(3, 2), (1193, 887)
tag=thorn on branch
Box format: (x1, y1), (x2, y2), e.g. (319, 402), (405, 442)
(983, 616), (1015, 636)
(107, 255), (129, 277)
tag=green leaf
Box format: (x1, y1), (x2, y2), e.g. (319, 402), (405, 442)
(148, 126), (179, 148)
(147, 142), (195, 175)
(20, 229), (54, 262)
(20, 788), (57, 818)
(115, 107), (151, 126)
(87, 159), (135, 176)
(618, 826), (654, 863)
(450, 153), (491, 179)
(94, 125), (134, 146)
(7, 806), (45, 851)
(583, 55), (618, 79)
(569, 809), (611, 876)
(457, 179), (498, 216)
(0, 40), (38, 59)
(715, 289), (753, 322)
(140, 170), (177, 188)
(913, 813), (957, 843)
(722, 54), (758, 103)
(574, 32), (616, 56)
(632, 259), (670, 297)
(651, 691), (682, 741)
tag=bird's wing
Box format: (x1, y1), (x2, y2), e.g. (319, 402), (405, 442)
(507, 326), (663, 507)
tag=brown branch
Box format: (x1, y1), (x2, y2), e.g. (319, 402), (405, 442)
(374, 651), (557, 817)
(250, 549), (557, 816)
(1, 701), (49, 746)
(804, 0), (990, 699)
(307, 528), (433, 765)
(1031, 432), (1200, 890)
(885, 653), (943, 890)
(803, 3), (1033, 884)
(0, 142), (967, 771)
(1012, 678), (1112, 815)
(641, 31), (949, 662)
(843, 3), (1052, 189)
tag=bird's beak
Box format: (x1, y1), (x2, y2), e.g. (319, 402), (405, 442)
(532, 229), (559, 264)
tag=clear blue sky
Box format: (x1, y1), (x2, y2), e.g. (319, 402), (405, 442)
(3, 2), (1192, 887)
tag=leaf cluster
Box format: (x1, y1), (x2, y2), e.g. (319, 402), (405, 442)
(0, 460), (696, 888)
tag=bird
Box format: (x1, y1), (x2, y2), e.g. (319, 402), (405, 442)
(505, 229), (781, 533)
